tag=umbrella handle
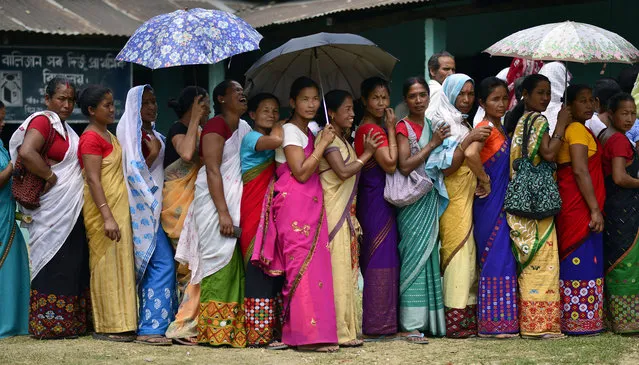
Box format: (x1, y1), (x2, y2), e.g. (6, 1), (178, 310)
(314, 48), (330, 127)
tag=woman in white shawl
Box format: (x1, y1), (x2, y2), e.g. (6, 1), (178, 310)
(176, 80), (250, 347)
(539, 62), (571, 134)
(118, 85), (177, 345)
(425, 74), (490, 338)
(9, 77), (89, 339)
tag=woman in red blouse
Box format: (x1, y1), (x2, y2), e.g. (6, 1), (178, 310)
(77, 85), (137, 342)
(599, 92), (639, 334)
(9, 77), (89, 339)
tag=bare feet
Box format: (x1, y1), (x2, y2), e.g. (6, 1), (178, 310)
(340, 339), (364, 347)
(297, 344), (339, 353)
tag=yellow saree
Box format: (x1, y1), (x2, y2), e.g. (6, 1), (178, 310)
(507, 112), (561, 337)
(82, 133), (137, 333)
(439, 162), (478, 338)
(317, 134), (361, 345)
(161, 151), (201, 290)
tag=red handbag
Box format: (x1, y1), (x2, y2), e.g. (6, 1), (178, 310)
(12, 123), (57, 209)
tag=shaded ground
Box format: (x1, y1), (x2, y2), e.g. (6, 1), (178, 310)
(1, 333), (638, 364)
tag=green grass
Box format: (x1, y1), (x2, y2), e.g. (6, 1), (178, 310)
(1, 333), (638, 364)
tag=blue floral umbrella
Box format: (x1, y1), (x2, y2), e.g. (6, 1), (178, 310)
(116, 8), (263, 69)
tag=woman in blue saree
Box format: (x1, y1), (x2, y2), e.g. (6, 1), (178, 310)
(0, 111), (30, 339)
(464, 77), (519, 337)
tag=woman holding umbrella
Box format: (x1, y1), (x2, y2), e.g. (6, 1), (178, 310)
(118, 85), (178, 345)
(252, 76), (339, 352)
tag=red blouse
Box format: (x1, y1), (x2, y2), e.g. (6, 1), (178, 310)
(354, 123), (389, 156)
(199, 116), (231, 156)
(78, 131), (113, 168)
(602, 132), (634, 177)
(27, 115), (69, 161)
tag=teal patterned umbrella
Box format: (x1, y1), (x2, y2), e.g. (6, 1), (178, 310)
(484, 21), (639, 64)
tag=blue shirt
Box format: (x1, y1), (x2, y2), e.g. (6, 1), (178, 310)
(626, 118), (639, 143)
(240, 130), (275, 174)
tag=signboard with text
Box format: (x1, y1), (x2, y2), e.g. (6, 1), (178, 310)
(0, 47), (132, 123)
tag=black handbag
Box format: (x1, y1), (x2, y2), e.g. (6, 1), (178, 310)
(504, 113), (562, 219)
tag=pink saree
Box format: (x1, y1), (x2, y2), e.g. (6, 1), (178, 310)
(251, 130), (338, 346)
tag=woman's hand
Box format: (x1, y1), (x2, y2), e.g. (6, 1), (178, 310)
(189, 95), (208, 123)
(219, 211), (234, 237)
(466, 125), (492, 143)
(430, 124), (451, 148)
(43, 172), (58, 194)
(384, 108), (397, 130)
(104, 216), (121, 242)
(363, 130), (383, 154)
(475, 179), (491, 198)
(3, 162), (13, 175)
(556, 105), (572, 130)
(320, 124), (336, 145)
(589, 209), (604, 233)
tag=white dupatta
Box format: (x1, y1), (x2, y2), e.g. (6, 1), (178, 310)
(116, 85), (166, 283)
(176, 119), (250, 284)
(9, 111), (84, 280)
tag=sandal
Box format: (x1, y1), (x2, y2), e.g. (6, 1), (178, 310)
(93, 333), (135, 343)
(340, 339), (364, 348)
(267, 341), (289, 350)
(173, 337), (198, 346)
(405, 333), (429, 344)
(297, 344), (339, 353)
(135, 335), (173, 346)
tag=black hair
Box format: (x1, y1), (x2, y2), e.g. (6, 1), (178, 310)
(76, 84), (112, 117)
(248, 93), (279, 113)
(427, 51), (454, 77)
(289, 76), (319, 100)
(593, 78), (622, 112)
(0, 100), (4, 109)
(212, 80), (234, 115)
(477, 76), (508, 103)
(360, 76), (390, 100)
(167, 86), (208, 119)
(565, 84), (592, 105)
(617, 65), (639, 93)
(402, 76), (429, 98)
(608, 92), (636, 113)
(513, 77), (525, 102)
(45, 77), (76, 99)
(317, 89), (352, 127)
(503, 74), (550, 135)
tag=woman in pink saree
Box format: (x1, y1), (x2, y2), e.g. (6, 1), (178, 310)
(252, 77), (339, 352)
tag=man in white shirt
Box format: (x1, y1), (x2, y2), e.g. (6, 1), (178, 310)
(395, 51), (456, 118)
(427, 51), (456, 97)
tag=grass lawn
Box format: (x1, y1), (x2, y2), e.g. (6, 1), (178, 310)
(1, 333), (638, 364)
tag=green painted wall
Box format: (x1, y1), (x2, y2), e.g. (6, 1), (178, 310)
(360, 20), (427, 107)
(445, 0), (638, 86)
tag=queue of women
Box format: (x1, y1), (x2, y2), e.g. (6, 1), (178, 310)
(1, 58), (639, 352)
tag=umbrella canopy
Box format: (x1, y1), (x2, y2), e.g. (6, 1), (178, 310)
(484, 21), (639, 64)
(116, 8), (262, 69)
(244, 32), (398, 103)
